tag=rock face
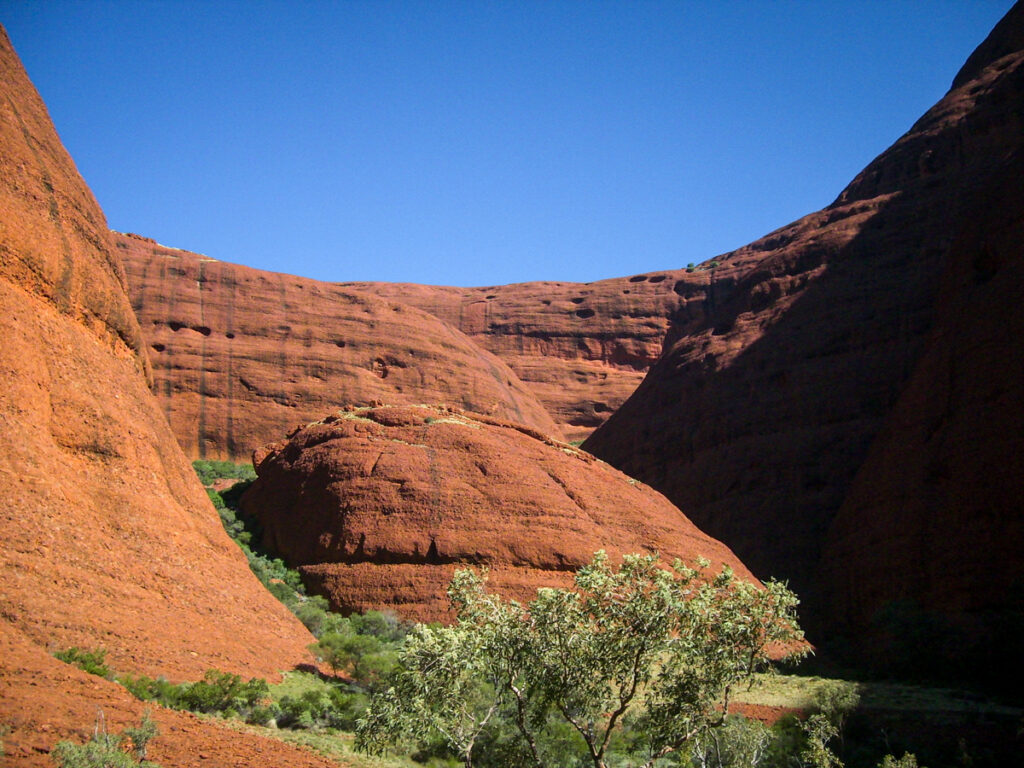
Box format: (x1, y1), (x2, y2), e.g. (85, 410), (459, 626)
(341, 274), (695, 443)
(584, 4), (1024, 682)
(240, 404), (756, 622)
(120, 235), (563, 460)
(0, 20), (310, 698)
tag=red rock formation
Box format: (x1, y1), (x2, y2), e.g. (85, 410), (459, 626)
(819, 110), (1024, 683)
(0, 19), (311, 745)
(583, 4), (1024, 682)
(120, 235), (563, 459)
(341, 273), (695, 443)
(241, 404), (757, 622)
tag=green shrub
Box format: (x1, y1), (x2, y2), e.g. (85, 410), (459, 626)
(54, 648), (112, 679)
(50, 712), (159, 767)
(191, 460), (255, 486)
(878, 754), (923, 768)
(118, 669), (268, 723)
(178, 669), (269, 717)
(117, 674), (184, 709)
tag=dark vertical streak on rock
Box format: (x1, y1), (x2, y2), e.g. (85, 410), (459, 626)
(225, 265), (237, 458)
(10, 100), (73, 314)
(197, 260), (208, 459)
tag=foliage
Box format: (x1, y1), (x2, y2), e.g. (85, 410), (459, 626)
(54, 647), (113, 679)
(689, 715), (772, 768)
(357, 551), (806, 768)
(191, 459), (255, 486)
(877, 755), (923, 768)
(118, 669), (269, 724)
(50, 711), (159, 767)
(118, 674), (186, 710)
(196, 460), (353, 638)
(309, 622), (399, 688)
(799, 714), (843, 768)
(178, 669), (269, 717)
(357, 622), (501, 767)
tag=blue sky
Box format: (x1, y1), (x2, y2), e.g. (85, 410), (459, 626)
(2, 1), (1015, 286)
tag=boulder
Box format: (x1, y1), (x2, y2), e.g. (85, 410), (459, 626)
(241, 404), (756, 621)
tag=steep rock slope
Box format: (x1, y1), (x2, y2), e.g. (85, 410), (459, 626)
(341, 274), (697, 443)
(240, 404), (756, 622)
(0, 24), (311, 687)
(121, 234), (562, 460)
(819, 107), (1024, 682)
(584, 4), (1024, 677)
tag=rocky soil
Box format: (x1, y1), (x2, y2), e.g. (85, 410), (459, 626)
(0, 627), (336, 768)
(240, 404), (757, 621)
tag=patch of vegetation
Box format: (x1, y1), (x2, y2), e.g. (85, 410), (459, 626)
(50, 711), (159, 767)
(197, 461), (324, 630)
(197, 461), (414, 645)
(192, 459), (256, 486)
(203, 717), (426, 767)
(186, 463), (978, 768)
(114, 669), (272, 726)
(54, 647), (113, 679)
(357, 552), (806, 768)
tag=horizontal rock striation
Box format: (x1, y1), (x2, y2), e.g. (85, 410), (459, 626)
(120, 235), (562, 460)
(341, 272), (703, 443)
(240, 404), (756, 622)
(583, 3), (1024, 684)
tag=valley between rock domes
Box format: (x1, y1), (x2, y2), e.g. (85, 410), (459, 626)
(3, 4), (1024, 766)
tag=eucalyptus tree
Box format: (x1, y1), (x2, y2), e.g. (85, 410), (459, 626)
(357, 551), (805, 768)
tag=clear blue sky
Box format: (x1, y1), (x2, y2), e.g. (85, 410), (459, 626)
(2, 1), (1015, 287)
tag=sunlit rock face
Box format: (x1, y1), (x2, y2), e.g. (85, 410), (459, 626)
(120, 233), (563, 460)
(0, 25), (313, 684)
(341, 273), (701, 443)
(583, 3), (1024, 685)
(240, 404), (757, 622)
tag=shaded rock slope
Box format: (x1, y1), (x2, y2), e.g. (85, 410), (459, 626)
(584, 3), (1024, 683)
(120, 233), (562, 460)
(240, 404), (757, 622)
(0, 24), (316, 764)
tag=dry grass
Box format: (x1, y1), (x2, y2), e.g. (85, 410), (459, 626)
(733, 673), (1023, 717)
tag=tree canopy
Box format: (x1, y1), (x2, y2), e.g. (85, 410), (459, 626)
(357, 551), (805, 768)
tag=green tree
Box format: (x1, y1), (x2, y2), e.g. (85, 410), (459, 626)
(310, 630), (381, 680)
(357, 622), (501, 767)
(799, 714), (843, 768)
(357, 551), (805, 768)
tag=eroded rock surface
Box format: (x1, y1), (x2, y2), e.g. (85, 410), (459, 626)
(583, 4), (1024, 681)
(341, 275), (698, 443)
(241, 404), (756, 622)
(121, 235), (563, 459)
(0, 20), (310, 698)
